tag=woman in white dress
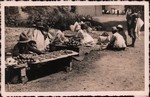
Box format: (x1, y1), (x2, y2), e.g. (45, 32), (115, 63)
(75, 24), (95, 46)
(27, 24), (52, 52)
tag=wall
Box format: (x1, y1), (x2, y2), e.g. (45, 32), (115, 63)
(105, 5), (125, 14)
(76, 6), (102, 16)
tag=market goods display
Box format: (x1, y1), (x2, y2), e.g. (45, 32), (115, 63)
(64, 37), (81, 47)
(14, 54), (37, 64)
(13, 50), (74, 65)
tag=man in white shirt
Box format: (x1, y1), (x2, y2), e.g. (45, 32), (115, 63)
(107, 26), (126, 51)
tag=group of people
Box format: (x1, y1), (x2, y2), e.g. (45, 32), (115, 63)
(98, 24), (127, 51)
(126, 8), (144, 47)
(98, 9), (144, 51)
(12, 21), (95, 57)
(12, 23), (69, 57)
(107, 25), (127, 51)
(12, 8), (144, 56)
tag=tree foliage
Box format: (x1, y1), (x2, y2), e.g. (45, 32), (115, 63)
(5, 6), (79, 29)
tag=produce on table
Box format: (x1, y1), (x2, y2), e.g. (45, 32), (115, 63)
(5, 57), (18, 66)
(63, 37), (81, 47)
(13, 50), (73, 65)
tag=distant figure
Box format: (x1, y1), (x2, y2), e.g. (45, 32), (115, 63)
(117, 24), (127, 45)
(117, 10), (119, 16)
(107, 26), (126, 51)
(115, 9), (117, 15)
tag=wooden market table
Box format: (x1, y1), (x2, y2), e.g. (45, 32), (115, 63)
(6, 50), (78, 84)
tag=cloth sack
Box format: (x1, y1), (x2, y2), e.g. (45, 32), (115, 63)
(135, 18), (144, 39)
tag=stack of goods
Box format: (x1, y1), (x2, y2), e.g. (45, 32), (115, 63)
(64, 37), (81, 47)
(14, 50), (73, 64)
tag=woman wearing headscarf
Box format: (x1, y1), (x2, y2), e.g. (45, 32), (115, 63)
(28, 23), (52, 52)
(74, 23), (95, 46)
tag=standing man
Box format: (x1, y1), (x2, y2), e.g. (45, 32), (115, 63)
(129, 12), (138, 47)
(126, 8), (132, 37)
(117, 10), (119, 16)
(126, 9), (138, 47)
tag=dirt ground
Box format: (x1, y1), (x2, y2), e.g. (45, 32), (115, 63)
(4, 15), (145, 92)
(5, 33), (145, 92)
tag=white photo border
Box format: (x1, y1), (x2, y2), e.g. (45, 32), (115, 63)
(1, 1), (149, 96)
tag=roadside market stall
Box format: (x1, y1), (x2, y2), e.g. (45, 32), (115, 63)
(5, 50), (78, 84)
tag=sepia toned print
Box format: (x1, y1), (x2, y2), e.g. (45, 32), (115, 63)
(0, 1), (149, 97)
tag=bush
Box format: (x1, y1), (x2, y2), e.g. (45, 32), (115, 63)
(5, 6), (99, 31)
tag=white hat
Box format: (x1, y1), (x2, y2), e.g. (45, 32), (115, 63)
(112, 26), (117, 31)
(117, 24), (123, 29)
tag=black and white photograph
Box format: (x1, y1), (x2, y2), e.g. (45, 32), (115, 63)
(0, 1), (149, 96)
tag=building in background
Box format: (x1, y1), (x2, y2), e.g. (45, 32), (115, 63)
(102, 5), (125, 15)
(75, 5), (125, 16)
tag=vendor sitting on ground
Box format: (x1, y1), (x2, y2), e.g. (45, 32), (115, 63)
(74, 23), (95, 46)
(48, 26), (69, 44)
(107, 26), (126, 51)
(29, 24), (52, 52)
(97, 31), (110, 49)
(117, 24), (127, 45)
(70, 21), (93, 33)
(12, 32), (44, 57)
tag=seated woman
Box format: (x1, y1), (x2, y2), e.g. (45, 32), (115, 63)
(28, 24), (52, 52)
(74, 23), (95, 46)
(48, 27), (69, 44)
(107, 26), (126, 51)
(12, 32), (44, 57)
(97, 32), (110, 49)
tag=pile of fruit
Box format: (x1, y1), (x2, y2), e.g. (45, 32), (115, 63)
(14, 50), (73, 64)
(64, 37), (81, 47)
(14, 54), (37, 64)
